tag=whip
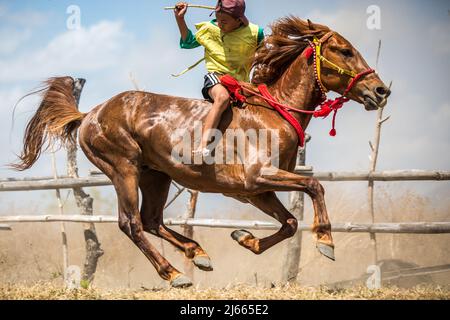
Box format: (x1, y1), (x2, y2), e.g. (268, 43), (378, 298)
(164, 4), (216, 10)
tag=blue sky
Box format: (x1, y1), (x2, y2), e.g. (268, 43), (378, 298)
(0, 0), (449, 216)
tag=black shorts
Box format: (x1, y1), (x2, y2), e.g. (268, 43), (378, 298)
(201, 72), (223, 101)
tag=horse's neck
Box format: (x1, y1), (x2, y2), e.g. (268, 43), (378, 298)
(269, 56), (322, 126)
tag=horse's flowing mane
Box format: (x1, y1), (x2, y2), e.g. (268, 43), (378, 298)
(252, 16), (330, 85)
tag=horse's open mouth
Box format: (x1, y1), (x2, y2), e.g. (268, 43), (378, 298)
(364, 95), (386, 111)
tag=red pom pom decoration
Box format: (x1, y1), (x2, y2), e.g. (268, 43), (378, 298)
(302, 47), (314, 59)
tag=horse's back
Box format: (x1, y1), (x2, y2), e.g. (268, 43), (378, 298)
(78, 90), (212, 159)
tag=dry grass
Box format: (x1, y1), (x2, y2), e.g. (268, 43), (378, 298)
(1, 187), (449, 295)
(0, 283), (449, 300)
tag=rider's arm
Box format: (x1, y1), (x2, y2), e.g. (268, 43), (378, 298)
(174, 2), (200, 49)
(180, 29), (200, 49)
(257, 27), (265, 45)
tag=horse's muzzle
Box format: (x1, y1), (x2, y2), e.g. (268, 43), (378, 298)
(363, 84), (391, 110)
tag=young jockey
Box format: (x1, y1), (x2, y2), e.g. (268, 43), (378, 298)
(174, 0), (264, 159)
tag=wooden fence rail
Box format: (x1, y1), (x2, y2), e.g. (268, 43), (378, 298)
(1, 215), (450, 234)
(295, 169), (450, 181)
(0, 224), (11, 231)
(1, 170), (448, 192)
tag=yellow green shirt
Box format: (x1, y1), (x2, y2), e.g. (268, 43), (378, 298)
(180, 19), (264, 82)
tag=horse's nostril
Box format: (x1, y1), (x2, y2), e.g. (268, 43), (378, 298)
(375, 86), (391, 98)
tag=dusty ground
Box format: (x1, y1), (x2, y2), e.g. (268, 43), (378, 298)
(0, 283), (449, 300)
(0, 184), (449, 296)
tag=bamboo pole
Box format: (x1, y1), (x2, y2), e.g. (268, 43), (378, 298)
(368, 40), (383, 265)
(183, 190), (199, 279)
(368, 40), (392, 266)
(2, 215), (450, 234)
(295, 170), (449, 181)
(283, 134), (310, 283)
(67, 79), (104, 288)
(0, 224), (11, 231)
(50, 148), (69, 283)
(2, 170), (448, 192)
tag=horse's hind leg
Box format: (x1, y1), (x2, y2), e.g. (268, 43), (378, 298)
(139, 169), (213, 272)
(231, 192), (298, 255)
(81, 141), (192, 287)
(112, 163), (194, 288)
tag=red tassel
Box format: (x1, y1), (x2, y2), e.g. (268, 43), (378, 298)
(302, 47), (314, 59)
(313, 101), (333, 118)
(329, 129), (336, 137)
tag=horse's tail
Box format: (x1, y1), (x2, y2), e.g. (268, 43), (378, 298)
(11, 76), (87, 171)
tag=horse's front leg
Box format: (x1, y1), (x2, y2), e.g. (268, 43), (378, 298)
(249, 169), (335, 260)
(231, 191), (298, 255)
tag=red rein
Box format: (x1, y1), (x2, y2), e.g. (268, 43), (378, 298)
(219, 60), (374, 147)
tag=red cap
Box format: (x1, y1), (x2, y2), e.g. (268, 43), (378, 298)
(214, 0), (249, 26)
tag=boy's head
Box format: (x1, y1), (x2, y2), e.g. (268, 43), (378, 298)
(214, 0), (249, 33)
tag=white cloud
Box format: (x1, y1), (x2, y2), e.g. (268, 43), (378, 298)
(1, 6), (49, 28)
(0, 5), (49, 55)
(0, 21), (131, 83)
(0, 28), (31, 55)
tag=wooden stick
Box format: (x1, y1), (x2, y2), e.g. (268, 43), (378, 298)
(283, 141), (307, 283)
(1, 170), (449, 192)
(67, 80), (104, 287)
(368, 39), (383, 265)
(2, 215), (450, 234)
(164, 5), (216, 10)
(50, 148), (69, 284)
(183, 190), (199, 279)
(0, 224), (11, 231)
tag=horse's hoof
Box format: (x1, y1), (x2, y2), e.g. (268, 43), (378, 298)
(317, 242), (335, 261)
(170, 274), (193, 288)
(193, 255), (213, 271)
(231, 229), (253, 243)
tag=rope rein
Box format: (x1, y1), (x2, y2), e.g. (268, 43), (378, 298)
(220, 32), (375, 146)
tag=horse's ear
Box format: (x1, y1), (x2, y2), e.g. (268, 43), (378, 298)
(307, 19), (330, 32)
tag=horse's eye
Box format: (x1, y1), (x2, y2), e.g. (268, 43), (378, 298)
(341, 49), (353, 58)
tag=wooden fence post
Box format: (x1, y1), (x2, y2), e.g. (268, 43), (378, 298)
(68, 78), (104, 287)
(183, 190), (199, 279)
(282, 134), (310, 283)
(50, 148), (69, 282)
(368, 40), (391, 266)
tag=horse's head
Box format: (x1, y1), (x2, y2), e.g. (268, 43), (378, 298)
(310, 21), (391, 110)
(253, 17), (391, 111)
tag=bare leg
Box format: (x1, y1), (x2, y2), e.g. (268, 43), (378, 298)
(139, 169), (213, 271)
(194, 84), (230, 154)
(231, 192), (298, 254)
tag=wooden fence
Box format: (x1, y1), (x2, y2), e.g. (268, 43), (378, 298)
(1, 215), (450, 234)
(1, 170), (449, 192)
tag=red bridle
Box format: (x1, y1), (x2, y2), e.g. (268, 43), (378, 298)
(220, 32), (375, 146)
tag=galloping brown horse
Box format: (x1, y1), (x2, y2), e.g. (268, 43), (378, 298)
(13, 17), (390, 287)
